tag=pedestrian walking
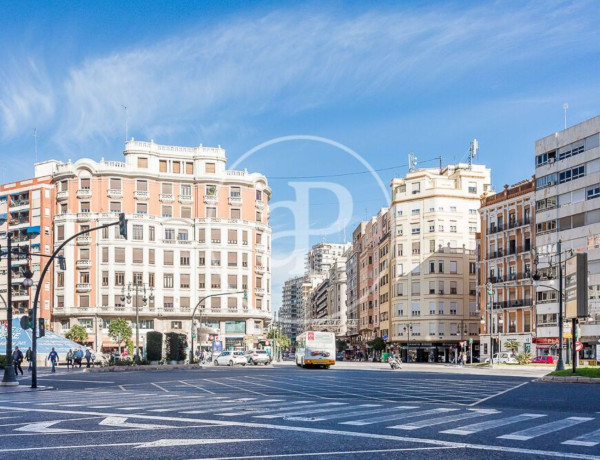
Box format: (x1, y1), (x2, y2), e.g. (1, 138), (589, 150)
(74, 348), (83, 367)
(66, 349), (73, 369)
(85, 348), (92, 368)
(13, 346), (24, 376)
(48, 347), (59, 373)
(26, 347), (33, 371)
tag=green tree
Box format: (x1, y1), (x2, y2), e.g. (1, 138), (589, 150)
(65, 324), (88, 344)
(504, 340), (520, 354)
(267, 329), (291, 350)
(108, 318), (132, 351)
(368, 337), (386, 352)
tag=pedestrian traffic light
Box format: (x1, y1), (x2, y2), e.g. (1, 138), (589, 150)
(58, 255), (66, 271)
(243, 289), (247, 300)
(119, 212), (128, 239)
(38, 318), (45, 337)
(486, 282), (493, 296)
(27, 309), (34, 329)
(20, 315), (29, 330)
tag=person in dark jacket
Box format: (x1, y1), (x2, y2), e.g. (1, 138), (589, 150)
(13, 346), (24, 376)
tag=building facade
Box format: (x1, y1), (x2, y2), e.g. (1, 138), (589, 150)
(47, 140), (271, 353)
(280, 275), (305, 339)
(306, 243), (349, 276)
(478, 179), (536, 361)
(534, 116), (600, 362)
(0, 175), (55, 323)
(389, 164), (490, 362)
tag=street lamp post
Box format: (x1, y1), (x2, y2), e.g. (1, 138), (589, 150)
(122, 282), (153, 363)
(403, 324), (412, 363)
(486, 282), (494, 365)
(1, 237), (16, 386)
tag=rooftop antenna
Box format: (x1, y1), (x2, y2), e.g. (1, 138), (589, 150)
(121, 104), (128, 141)
(468, 139), (478, 169)
(438, 156), (443, 172)
(33, 128), (38, 163)
(563, 103), (568, 130)
(408, 152), (418, 172)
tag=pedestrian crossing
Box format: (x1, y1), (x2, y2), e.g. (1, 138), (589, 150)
(1, 390), (600, 450)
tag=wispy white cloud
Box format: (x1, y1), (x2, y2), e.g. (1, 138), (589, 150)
(0, 2), (598, 154)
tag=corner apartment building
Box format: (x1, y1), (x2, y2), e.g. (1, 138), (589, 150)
(376, 209), (391, 341)
(280, 275), (305, 339)
(345, 222), (365, 343)
(0, 175), (55, 322)
(47, 139), (271, 353)
(478, 179), (536, 361)
(357, 216), (378, 343)
(389, 164), (490, 362)
(534, 116), (600, 362)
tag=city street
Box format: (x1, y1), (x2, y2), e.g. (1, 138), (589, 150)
(1, 364), (599, 459)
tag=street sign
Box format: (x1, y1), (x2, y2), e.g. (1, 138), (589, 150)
(383, 335), (388, 341)
(565, 253), (589, 319)
(575, 341), (583, 352)
(469, 338), (473, 345)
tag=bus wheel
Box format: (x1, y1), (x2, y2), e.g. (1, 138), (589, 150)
(324, 365), (330, 369)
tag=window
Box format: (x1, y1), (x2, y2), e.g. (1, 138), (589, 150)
(164, 228), (175, 240)
(198, 274), (205, 288)
(228, 274), (237, 289)
(57, 225), (64, 241)
(79, 296), (90, 308)
(164, 297), (174, 311)
(164, 273), (174, 288)
(256, 190), (262, 200)
(172, 162), (181, 174)
(412, 242), (420, 255)
(149, 226), (155, 241)
(80, 178), (90, 189)
(180, 274), (190, 289)
(110, 178), (122, 190)
(136, 202), (148, 215)
(162, 205), (172, 217)
(80, 201), (90, 213)
(181, 184), (192, 196)
(468, 182), (477, 194)
(450, 261), (457, 274)
(206, 207), (216, 218)
(211, 251), (221, 266)
(132, 225), (143, 240)
(133, 272), (143, 285)
(211, 228), (221, 243)
(231, 208), (241, 219)
(211, 274), (221, 289)
(180, 251), (190, 266)
(228, 252), (237, 267)
(205, 163), (215, 173)
(411, 282), (420, 295)
(450, 281), (457, 295)
(114, 247), (125, 263)
(159, 160), (167, 172)
(137, 157), (148, 169)
(133, 248), (143, 264)
(149, 249), (155, 264)
(438, 261), (444, 273)
(429, 281), (435, 294)
(115, 272), (125, 286)
(228, 229), (237, 244)
(429, 261), (435, 273)
(185, 162), (193, 174)
(198, 251), (205, 266)
(102, 247), (109, 263)
(587, 185), (600, 200)
(181, 206), (191, 219)
(171, 321), (182, 329)
(411, 225), (420, 234)
(57, 272), (65, 287)
(438, 280), (444, 294)
(178, 229), (188, 241)
(230, 186), (241, 197)
(164, 251), (174, 265)
(411, 182), (420, 194)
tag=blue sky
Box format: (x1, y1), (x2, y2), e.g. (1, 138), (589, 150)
(1, 1), (600, 309)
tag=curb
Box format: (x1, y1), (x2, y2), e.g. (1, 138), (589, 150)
(83, 364), (204, 373)
(0, 385), (54, 393)
(539, 376), (600, 384)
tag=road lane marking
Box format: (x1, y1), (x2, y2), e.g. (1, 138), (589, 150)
(216, 401), (314, 416)
(499, 416), (594, 441)
(562, 427), (600, 447)
(468, 381), (531, 407)
(149, 397), (261, 413)
(36, 378), (115, 384)
(0, 405), (598, 459)
(99, 416), (177, 429)
(441, 414), (546, 435)
(255, 402), (349, 419)
(390, 409), (499, 430)
(342, 408), (458, 426)
(151, 383), (169, 393)
(202, 378), (270, 396)
(178, 380), (216, 394)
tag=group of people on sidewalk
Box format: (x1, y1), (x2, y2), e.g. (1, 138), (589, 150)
(10, 345), (94, 376)
(11, 346), (33, 377)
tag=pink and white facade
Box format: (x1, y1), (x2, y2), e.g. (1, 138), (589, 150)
(42, 140), (271, 352)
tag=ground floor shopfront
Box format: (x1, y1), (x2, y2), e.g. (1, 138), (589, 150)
(385, 341), (480, 363)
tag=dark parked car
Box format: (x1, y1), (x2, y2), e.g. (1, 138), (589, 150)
(336, 352), (344, 361)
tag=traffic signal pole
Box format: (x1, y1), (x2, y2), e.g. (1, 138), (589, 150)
(31, 220), (121, 388)
(1, 237), (17, 386)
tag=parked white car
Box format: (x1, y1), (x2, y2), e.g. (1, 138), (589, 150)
(486, 352), (517, 364)
(213, 350), (247, 366)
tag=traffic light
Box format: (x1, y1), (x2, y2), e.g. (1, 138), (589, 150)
(58, 255), (66, 271)
(243, 289), (248, 300)
(20, 315), (29, 330)
(38, 318), (45, 337)
(119, 213), (128, 239)
(27, 309), (34, 329)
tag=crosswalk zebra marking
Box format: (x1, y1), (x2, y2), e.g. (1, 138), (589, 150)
(441, 413), (546, 436)
(217, 400), (314, 416)
(149, 397), (261, 413)
(562, 427), (600, 447)
(341, 408), (458, 426)
(390, 409), (499, 430)
(498, 416), (593, 441)
(255, 402), (350, 419)
(283, 404), (382, 421)
(304, 406), (419, 422)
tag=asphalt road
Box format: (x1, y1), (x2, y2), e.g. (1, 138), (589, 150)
(1, 364), (599, 459)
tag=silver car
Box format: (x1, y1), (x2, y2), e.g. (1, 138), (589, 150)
(245, 349), (272, 365)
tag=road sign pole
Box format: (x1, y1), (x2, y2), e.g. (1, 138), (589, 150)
(572, 318), (577, 374)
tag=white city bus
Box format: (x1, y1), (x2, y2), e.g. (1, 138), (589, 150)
(295, 331), (336, 368)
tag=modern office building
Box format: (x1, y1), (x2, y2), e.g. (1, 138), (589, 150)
(0, 175), (55, 323)
(389, 163), (490, 362)
(534, 116), (600, 363)
(45, 139), (271, 353)
(478, 179), (536, 361)
(280, 275), (305, 339)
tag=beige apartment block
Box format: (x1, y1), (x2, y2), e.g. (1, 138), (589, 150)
(375, 209), (391, 342)
(0, 176), (55, 323)
(389, 164), (490, 362)
(357, 216), (378, 344)
(44, 139), (271, 353)
(478, 179), (535, 362)
(344, 222), (365, 344)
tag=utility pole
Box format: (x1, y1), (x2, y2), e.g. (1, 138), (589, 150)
(1, 237), (16, 386)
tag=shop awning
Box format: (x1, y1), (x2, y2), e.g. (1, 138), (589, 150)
(27, 226), (40, 234)
(0, 213), (7, 219)
(0, 195), (6, 201)
(10, 193), (20, 197)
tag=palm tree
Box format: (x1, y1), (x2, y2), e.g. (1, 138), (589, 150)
(504, 340), (520, 354)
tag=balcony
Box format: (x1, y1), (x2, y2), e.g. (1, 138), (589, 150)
(77, 212), (91, 221)
(134, 190), (149, 200)
(76, 235), (91, 245)
(255, 201), (265, 210)
(204, 195), (218, 205)
(159, 193), (174, 202)
(179, 194), (193, 204)
(77, 189), (92, 199)
(255, 266), (265, 274)
(9, 200), (29, 209)
(492, 298), (534, 309)
(107, 189), (123, 199)
(256, 243), (266, 252)
(255, 288), (265, 296)
(76, 259), (92, 269)
(76, 283), (92, 292)
(57, 191), (69, 201)
(229, 196), (242, 206)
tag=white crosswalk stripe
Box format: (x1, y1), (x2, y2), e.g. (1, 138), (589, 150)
(341, 407), (458, 426)
(302, 405), (418, 422)
(441, 413), (546, 435)
(283, 404), (382, 421)
(498, 416), (593, 441)
(255, 402), (349, 419)
(217, 400), (315, 416)
(149, 397), (262, 412)
(390, 409), (499, 430)
(562, 427), (600, 447)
